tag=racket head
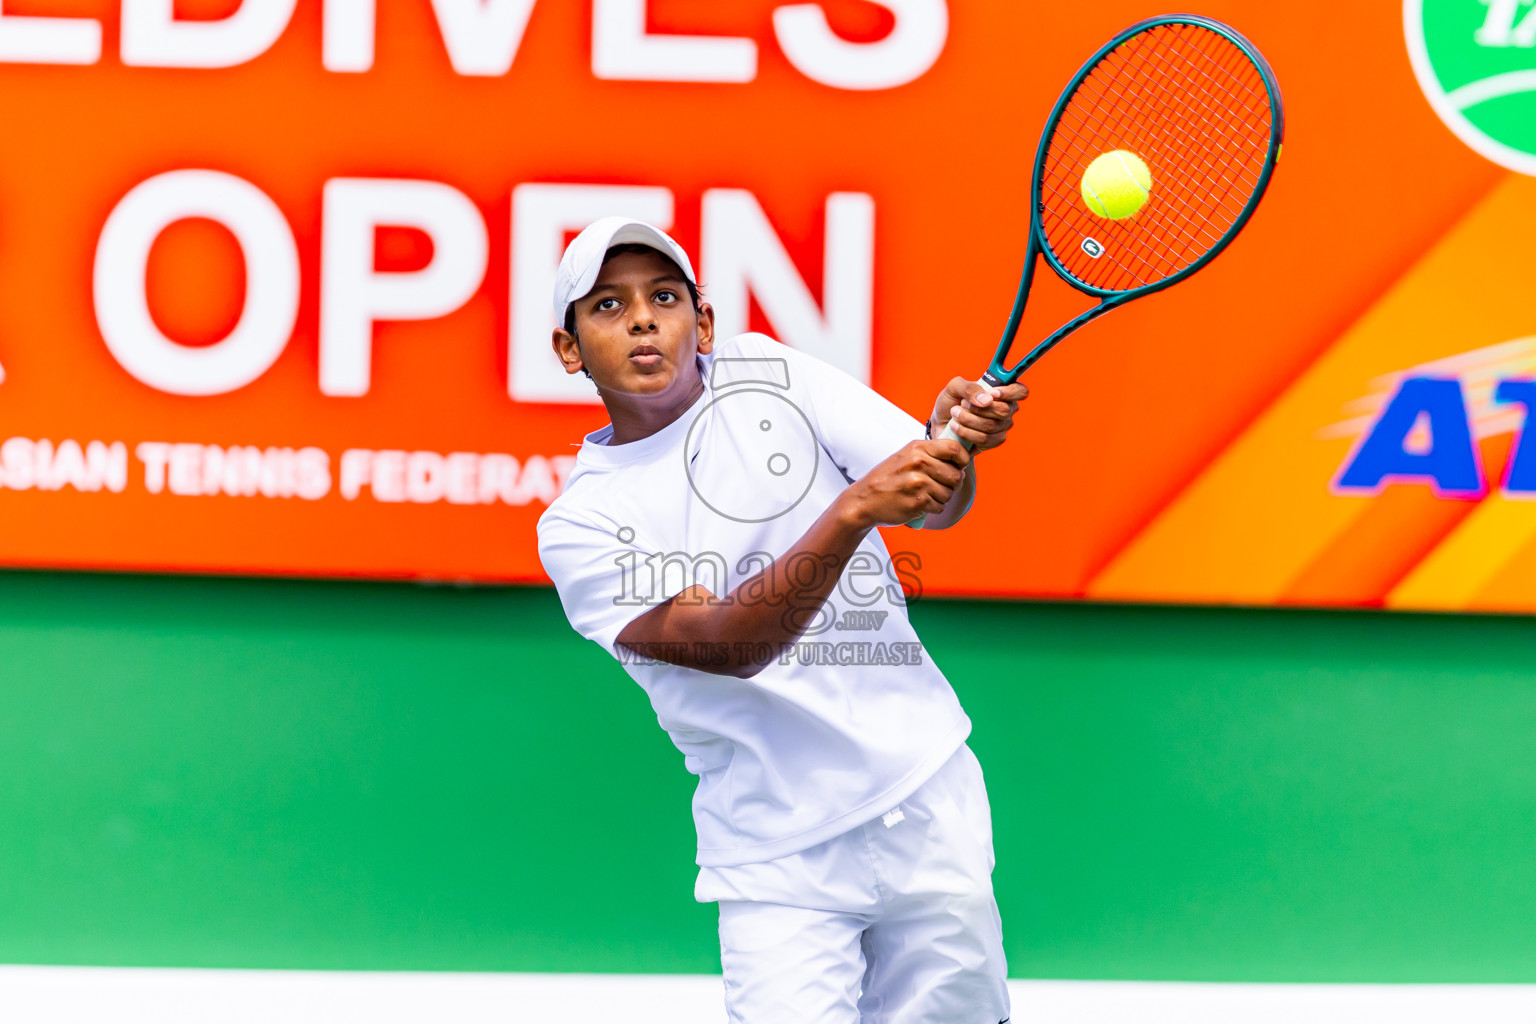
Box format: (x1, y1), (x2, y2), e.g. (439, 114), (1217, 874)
(1033, 15), (1283, 299)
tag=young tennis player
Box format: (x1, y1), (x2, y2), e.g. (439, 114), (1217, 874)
(537, 218), (1027, 1023)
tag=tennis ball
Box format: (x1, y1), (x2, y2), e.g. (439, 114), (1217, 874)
(1081, 150), (1153, 220)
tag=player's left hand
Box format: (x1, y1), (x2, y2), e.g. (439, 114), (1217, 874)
(931, 378), (1029, 453)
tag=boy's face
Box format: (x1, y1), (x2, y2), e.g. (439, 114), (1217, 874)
(553, 249), (714, 399)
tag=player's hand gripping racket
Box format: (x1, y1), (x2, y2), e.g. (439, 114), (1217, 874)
(911, 14), (1284, 528)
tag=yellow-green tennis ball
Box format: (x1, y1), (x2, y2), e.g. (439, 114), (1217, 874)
(1081, 150), (1153, 220)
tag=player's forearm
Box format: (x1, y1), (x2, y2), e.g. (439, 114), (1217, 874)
(616, 490), (875, 678)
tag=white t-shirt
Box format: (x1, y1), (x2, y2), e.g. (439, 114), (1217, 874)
(536, 333), (971, 867)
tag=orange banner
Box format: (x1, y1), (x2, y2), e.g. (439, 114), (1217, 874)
(0, 0), (1528, 608)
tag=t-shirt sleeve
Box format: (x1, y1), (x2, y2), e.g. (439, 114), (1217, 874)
(537, 509), (668, 658)
(735, 334), (925, 482)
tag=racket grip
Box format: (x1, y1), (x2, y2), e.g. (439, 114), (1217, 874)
(906, 421), (972, 530)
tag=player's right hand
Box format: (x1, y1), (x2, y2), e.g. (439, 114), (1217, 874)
(840, 439), (971, 528)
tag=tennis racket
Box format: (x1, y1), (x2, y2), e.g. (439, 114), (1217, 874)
(911, 14), (1284, 528)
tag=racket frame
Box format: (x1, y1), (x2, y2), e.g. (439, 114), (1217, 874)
(912, 15), (1283, 529)
(981, 13), (1286, 389)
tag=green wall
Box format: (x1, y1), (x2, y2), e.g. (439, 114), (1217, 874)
(1, 570), (1534, 981)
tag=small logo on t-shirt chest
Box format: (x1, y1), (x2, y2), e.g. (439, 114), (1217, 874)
(685, 373), (820, 524)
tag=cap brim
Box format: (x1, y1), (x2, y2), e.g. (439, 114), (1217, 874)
(556, 218), (697, 327)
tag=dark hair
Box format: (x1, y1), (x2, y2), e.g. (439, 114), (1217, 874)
(563, 243), (703, 336)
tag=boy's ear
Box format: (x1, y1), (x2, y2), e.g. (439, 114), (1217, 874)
(696, 302), (716, 355)
(552, 327), (585, 376)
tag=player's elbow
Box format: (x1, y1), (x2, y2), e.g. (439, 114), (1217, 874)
(702, 636), (778, 679)
(698, 642), (774, 679)
(723, 659), (771, 680)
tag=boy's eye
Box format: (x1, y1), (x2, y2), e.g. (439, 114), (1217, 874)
(595, 298), (620, 312)
(655, 290), (677, 303)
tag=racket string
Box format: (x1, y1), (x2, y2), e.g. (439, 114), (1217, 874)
(1048, 76), (1222, 279)
(1062, 35), (1262, 275)
(1112, 38), (1260, 248)
(1142, 28), (1269, 201)
(1150, 27), (1270, 123)
(1037, 21), (1275, 292)
(1051, 94), (1242, 260)
(1050, 95), (1234, 280)
(1047, 97), (1232, 283)
(1118, 27), (1269, 162)
(1048, 26), (1270, 286)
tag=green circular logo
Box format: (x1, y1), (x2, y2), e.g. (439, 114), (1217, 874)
(1407, 0), (1536, 173)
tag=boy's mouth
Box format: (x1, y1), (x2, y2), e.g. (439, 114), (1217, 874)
(629, 343), (663, 367)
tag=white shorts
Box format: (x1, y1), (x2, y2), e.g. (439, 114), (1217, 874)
(697, 745), (1009, 1024)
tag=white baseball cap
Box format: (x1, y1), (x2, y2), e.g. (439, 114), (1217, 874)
(553, 217), (697, 329)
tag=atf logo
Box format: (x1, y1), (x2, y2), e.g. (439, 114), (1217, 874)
(1406, 0), (1536, 174)
(1328, 337), (1536, 497)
